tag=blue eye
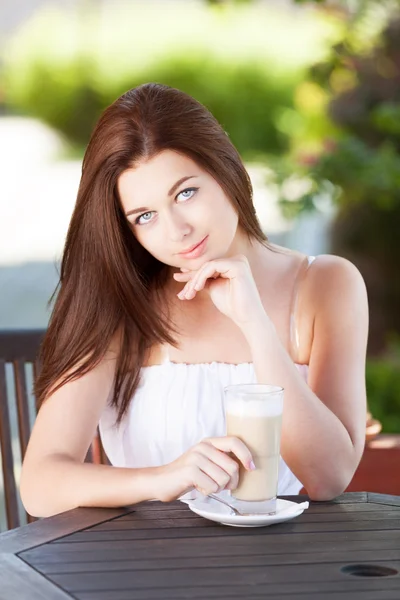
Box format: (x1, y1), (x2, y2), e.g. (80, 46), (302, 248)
(134, 187), (199, 226)
(177, 187), (198, 201)
(135, 211), (154, 226)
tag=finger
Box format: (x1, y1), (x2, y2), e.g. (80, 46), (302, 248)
(180, 258), (234, 299)
(195, 272), (220, 292)
(196, 442), (239, 488)
(184, 263), (218, 298)
(172, 272), (192, 282)
(184, 259), (229, 298)
(204, 436), (254, 471)
(192, 453), (231, 492)
(177, 282), (191, 300)
(192, 263), (230, 293)
(190, 263), (217, 293)
(173, 270), (198, 299)
(192, 468), (220, 496)
(173, 273), (195, 299)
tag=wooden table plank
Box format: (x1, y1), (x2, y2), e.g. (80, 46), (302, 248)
(30, 547), (400, 574)
(48, 517), (400, 543)
(72, 590), (400, 600)
(73, 587), (400, 600)
(94, 509), (400, 529)
(72, 589), (399, 600)
(368, 493), (400, 507)
(119, 503), (390, 518)
(0, 554), (72, 600)
(88, 517), (215, 530)
(0, 506), (133, 554)
(22, 528), (400, 555)
(21, 537), (400, 566)
(43, 561), (400, 593)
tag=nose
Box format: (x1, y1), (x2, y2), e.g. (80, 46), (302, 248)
(163, 208), (192, 243)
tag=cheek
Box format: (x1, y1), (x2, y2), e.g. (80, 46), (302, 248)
(202, 191), (236, 222)
(212, 197), (239, 234)
(133, 228), (161, 256)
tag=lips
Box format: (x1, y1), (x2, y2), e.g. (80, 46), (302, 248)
(177, 235), (209, 260)
(179, 236), (207, 255)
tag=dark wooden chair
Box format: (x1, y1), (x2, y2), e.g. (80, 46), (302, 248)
(0, 329), (109, 532)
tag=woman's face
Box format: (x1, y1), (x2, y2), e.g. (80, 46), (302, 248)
(118, 150), (241, 268)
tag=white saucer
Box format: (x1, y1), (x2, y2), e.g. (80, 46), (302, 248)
(182, 492), (309, 527)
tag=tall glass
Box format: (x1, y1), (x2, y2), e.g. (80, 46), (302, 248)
(224, 384), (284, 511)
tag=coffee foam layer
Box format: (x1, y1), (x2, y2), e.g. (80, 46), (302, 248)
(225, 397), (283, 418)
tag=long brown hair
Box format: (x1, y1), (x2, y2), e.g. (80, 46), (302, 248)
(35, 83), (269, 424)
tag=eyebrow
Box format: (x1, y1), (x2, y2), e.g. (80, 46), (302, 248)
(124, 175), (198, 217)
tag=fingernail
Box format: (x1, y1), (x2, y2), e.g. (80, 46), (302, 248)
(249, 460), (256, 471)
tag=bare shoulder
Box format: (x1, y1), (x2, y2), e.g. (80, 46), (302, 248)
(270, 250), (368, 364)
(305, 254), (368, 310)
(300, 255), (369, 356)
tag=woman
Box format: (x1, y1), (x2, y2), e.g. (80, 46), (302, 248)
(20, 83), (369, 518)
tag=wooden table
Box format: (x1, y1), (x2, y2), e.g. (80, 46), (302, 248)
(1, 492), (399, 600)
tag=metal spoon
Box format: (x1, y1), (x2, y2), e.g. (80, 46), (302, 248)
(208, 494), (277, 516)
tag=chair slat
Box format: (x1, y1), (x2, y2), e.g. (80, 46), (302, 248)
(85, 444), (94, 463)
(0, 331), (45, 362)
(100, 435), (110, 466)
(0, 360), (20, 530)
(90, 429), (110, 466)
(26, 512), (37, 524)
(90, 434), (101, 464)
(32, 358), (42, 413)
(13, 360), (31, 460)
(0, 329), (111, 531)
(13, 360), (37, 522)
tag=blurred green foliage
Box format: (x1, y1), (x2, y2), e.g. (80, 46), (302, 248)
(274, 3), (400, 361)
(275, 1), (400, 430)
(275, 2), (400, 210)
(3, 54), (296, 157)
(0, 2), (340, 156)
(282, 136), (400, 215)
(366, 340), (400, 433)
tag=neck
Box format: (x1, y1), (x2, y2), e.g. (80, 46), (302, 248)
(226, 230), (275, 286)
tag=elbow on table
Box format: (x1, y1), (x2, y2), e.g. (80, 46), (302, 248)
(20, 469), (70, 519)
(307, 444), (365, 501)
(20, 484), (56, 519)
(20, 488), (69, 519)
(307, 487), (342, 502)
(306, 475), (352, 502)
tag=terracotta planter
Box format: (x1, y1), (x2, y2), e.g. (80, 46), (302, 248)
(300, 434), (400, 497)
(346, 434), (400, 495)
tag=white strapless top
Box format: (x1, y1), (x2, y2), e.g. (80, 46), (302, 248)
(99, 360), (310, 496)
(99, 256), (317, 498)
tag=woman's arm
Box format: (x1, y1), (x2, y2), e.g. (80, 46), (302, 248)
(242, 255), (369, 501)
(22, 457), (159, 518)
(20, 347), (254, 517)
(20, 351), (158, 517)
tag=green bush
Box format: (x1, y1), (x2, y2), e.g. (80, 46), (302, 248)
(273, 10), (400, 358)
(366, 342), (400, 433)
(0, 3), (339, 155)
(2, 53), (295, 156)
